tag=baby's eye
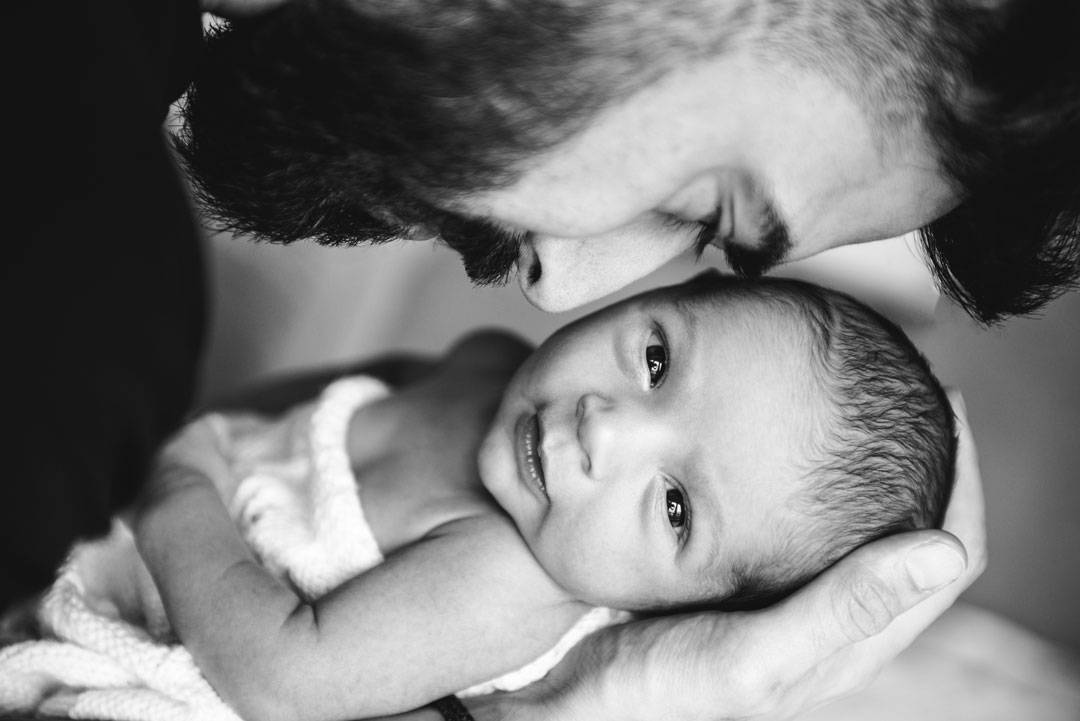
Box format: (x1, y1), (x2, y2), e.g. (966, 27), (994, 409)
(666, 488), (686, 528)
(645, 331), (668, 389)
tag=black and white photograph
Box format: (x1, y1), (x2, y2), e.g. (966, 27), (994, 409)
(4, 1), (1079, 720)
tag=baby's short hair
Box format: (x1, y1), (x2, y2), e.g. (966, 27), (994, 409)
(680, 273), (957, 611)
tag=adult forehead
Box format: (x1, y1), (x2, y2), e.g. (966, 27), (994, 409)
(550, 0), (944, 126)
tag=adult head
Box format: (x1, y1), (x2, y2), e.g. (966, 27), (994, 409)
(179, 0), (1079, 318)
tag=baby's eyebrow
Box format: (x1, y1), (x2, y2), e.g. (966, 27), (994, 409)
(683, 452), (721, 545)
(669, 294), (700, 355)
(615, 323), (636, 383)
(667, 300), (726, 564)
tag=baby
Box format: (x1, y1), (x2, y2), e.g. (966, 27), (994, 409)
(4, 272), (956, 721)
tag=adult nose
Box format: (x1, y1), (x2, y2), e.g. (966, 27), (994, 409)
(517, 216), (701, 312)
(576, 393), (663, 481)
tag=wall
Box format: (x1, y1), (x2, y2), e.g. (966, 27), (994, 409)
(912, 288), (1080, 649)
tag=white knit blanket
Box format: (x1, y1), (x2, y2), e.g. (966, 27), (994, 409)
(0, 519), (241, 721)
(0, 376), (628, 720)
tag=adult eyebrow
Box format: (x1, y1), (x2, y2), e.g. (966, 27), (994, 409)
(691, 184), (792, 272)
(692, 213), (721, 259)
(723, 194), (793, 278)
(758, 197), (791, 248)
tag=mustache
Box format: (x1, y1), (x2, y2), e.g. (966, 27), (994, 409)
(723, 210), (792, 278)
(437, 214), (527, 286)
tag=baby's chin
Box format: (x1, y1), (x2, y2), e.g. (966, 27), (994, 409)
(474, 406), (529, 517)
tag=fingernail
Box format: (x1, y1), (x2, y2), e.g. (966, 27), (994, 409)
(906, 543), (965, 591)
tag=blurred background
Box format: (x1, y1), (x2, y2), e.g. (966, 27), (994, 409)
(198, 227), (1080, 653)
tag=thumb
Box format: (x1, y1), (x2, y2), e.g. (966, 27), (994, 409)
(769, 530), (967, 670)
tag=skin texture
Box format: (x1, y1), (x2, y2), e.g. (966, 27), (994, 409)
(479, 287), (823, 609)
(456, 49), (956, 311)
(131, 291), (973, 721)
(135, 288), (854, 721)
(465, 390), (984, 721)
(369, 391), (981, 721)
(134, 334), (594, 721)
(192, 2), (986, 719)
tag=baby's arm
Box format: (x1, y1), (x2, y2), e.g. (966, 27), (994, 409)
(135, 421), (581, 721)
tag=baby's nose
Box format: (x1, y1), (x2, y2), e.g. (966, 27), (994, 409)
(577, 394), (660, 481)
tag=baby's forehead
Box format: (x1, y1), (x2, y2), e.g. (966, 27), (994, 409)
(662, 283), (822, 346)
(679, 468), (823, 606)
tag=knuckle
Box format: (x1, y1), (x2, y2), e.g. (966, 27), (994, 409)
(839, 574), (900, 642)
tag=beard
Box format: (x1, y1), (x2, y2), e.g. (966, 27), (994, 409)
(174, 0), (751, 283)
(175, 0), (642, 281)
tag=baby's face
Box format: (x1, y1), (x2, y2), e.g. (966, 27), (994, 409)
(478, 279), (827, 610)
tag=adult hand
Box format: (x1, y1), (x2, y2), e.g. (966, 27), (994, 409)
(460, 389), (986, 721)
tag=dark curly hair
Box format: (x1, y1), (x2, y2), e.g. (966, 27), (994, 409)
(918, 0), (1080, 323)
